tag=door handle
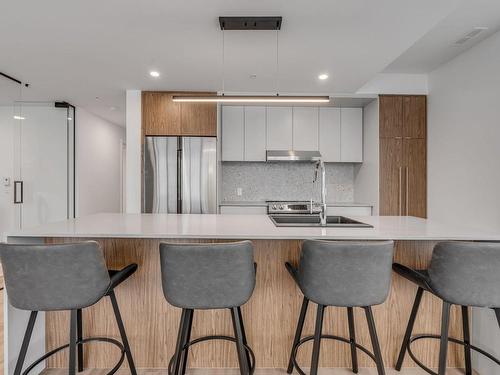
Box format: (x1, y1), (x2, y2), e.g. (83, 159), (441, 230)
(398, 167), (402, 216)
(14, 180), (23, 204)
(406, 167), (409, 216)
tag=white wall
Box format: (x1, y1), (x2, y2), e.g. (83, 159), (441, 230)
(427, 30), (500, 375)
(0, 107), (15, 240)
(76, 107), (125, 216)
(125, 90), (141, 213)
(357, 73), (428, 94)
(354, 98), (379, 213)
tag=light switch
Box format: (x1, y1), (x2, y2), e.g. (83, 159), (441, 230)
(237, 187), (243, 196)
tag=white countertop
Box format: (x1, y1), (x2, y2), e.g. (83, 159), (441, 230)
(219, 201), (373, 207)
(8, 213), (500, 241)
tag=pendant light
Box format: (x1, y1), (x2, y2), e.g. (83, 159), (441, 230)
(172, 17), (330, 104)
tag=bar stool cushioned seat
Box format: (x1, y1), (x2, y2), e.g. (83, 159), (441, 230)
(0, 241), (137, 375)
(160, 241), (256, 375)
(286, 240), (394, 375)
(393, 241), (500, 375)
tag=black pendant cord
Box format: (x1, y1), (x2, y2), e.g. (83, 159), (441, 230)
(0, 71), (29, 87)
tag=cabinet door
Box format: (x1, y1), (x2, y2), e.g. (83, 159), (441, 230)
(293, 107), (318, 151)
(180, 101), (217, 136)
(404, 138), (426, 218)
(340, 108), (363, 162)
(319, 108), (341, 162)
(379, 137), (403, 215)
(379, 95), (403, 138)
(266, 107), (293, 150)
(244, 107), (266, 161)
(142, 92), (181, 135)
(403, 95), (426, 139)
(221, 106), (244, 161)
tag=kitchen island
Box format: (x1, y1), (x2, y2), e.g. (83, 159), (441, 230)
(6, 213), (500, 373)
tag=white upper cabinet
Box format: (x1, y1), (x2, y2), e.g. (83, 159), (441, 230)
(340, 108), (363, 162)
(319, 108), (341, 162)
(244, 107), (266, 161)
(221, 106), (244, 161)
(266, 107), (293, 150)
(293, 107), (319, 151)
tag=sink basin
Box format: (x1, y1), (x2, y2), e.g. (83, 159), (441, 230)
(269, 215), (373, 228)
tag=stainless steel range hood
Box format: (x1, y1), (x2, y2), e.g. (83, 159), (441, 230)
(266, 150), (322, 162)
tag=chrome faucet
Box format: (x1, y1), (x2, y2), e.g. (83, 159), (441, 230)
(313, 159), (327, 226)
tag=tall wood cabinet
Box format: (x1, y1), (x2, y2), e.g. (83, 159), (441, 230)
(379, 95), (427, 217)
(142, 91), (217, 136)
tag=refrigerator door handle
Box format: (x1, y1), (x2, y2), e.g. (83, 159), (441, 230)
(14, 180), (23, 204)
(177, 138), (182, 214)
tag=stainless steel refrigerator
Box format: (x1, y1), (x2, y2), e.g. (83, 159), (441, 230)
(143, 136), (217, 213)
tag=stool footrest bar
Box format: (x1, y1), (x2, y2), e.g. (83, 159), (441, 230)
(21, 337), (125, 375)
(168, 335), (256, 375)
(291, 334), (377, 375)
(406, 334), (500, 375)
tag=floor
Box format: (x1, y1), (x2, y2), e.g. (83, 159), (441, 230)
(41, 368), (473, 375)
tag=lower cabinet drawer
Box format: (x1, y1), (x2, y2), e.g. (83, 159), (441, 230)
(327, 206), (372, 216)
(220, 206), (268, 215)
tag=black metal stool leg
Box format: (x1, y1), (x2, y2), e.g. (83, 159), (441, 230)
(172, 309), (189, 375)
(287, 297), (309, 374)
(495, 308), (500, 329)
(69, 310), (77, 375)
(14, 311), (38, 375)
(364, 306), (385, 375)
(347, 307), (359, 374)
(237, 306), (252, 371)
(395, 287), (424, 371)
(438, 302), (451, 375)
(310, 305), (325, 375)
(462, 306), (472, 375)
(109, 290), (138, 375)
(231, 307), (250, 375)
(180, 309), (194, 375)
(77, 309), (84, 372)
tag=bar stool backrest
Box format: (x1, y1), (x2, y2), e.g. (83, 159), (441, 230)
(160, 241), (255, 309)
(298, 240), (394, 307)
(0, 241), (111, 311)
(429, 241), (500, 307)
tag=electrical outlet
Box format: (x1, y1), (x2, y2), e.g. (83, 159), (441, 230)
(236, 187), (243, 196)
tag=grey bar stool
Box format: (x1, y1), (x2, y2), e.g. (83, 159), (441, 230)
(0, 241), (137, 375)
(286, 240), (394, 375)
(160, 241), (256, 375)
(394, 241), (500, 375)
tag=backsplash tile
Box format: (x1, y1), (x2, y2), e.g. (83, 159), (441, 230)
(221, 162), (354, 202)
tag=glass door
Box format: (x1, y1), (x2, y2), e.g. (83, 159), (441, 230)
(12, 102), (75, 229)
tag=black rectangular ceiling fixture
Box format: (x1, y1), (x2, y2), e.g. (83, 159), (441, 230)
(219, 16), (282, 30)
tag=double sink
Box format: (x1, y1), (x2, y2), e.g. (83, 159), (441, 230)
(269, 214), (373, 228)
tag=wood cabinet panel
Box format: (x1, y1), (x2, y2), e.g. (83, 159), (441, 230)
(403, 95), (426, 139)
(379, 137), (403, 216)
(404, 138), (427, 218)
(292, 107), (319, 151)
(142, 92), (181, 136)
(379, 95), (403, 138)
(180, 101), (217, 136)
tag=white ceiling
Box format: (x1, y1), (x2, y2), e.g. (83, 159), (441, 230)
(0, 0), (462, 125)
(385, 0), (500, 74)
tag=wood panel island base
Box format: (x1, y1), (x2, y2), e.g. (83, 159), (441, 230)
(8, 214), (500, 373)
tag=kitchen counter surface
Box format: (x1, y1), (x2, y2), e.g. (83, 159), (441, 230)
(219, 200), (373, 207)
(9, 213), (500, 241)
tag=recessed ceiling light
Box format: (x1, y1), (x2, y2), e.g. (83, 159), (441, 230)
(67, 117), (72, 121)
(150, 71), (160, 78)
(318, 73), (329, 80)
(13, 115), (25, 120)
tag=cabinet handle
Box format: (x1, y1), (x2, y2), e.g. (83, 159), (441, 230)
(14, 180), (23, 204)
(406, 167), (409, 216)
(398, 167), (402, 216)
